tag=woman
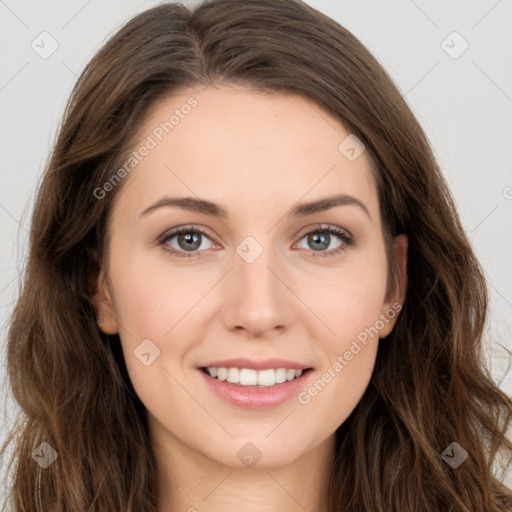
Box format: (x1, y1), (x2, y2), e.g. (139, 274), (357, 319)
(1, 0), (511, 510)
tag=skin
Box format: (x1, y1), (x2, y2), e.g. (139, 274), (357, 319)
(93, 84), (407, 512)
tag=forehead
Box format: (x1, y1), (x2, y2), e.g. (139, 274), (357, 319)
(113, 84), (378, 222)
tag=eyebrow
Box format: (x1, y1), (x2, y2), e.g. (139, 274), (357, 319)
(139, 193), (371, 220)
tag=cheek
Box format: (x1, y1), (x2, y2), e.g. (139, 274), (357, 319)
(308, 244), (389, 342)
(300, 269), (386, 431)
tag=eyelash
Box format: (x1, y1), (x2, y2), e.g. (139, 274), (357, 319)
(157, 224), (355, 259)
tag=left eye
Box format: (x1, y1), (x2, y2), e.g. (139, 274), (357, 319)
(295, 225), (354, 258)
(297, 227), (345, 252)
(159, 224), (354, 259)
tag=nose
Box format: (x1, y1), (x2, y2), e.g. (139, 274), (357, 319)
(220, 241), (293, 338)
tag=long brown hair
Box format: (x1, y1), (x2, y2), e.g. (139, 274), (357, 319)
(1, 0), (511, 510)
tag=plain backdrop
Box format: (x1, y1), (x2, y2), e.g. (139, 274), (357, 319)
(1, 0), (511, 493)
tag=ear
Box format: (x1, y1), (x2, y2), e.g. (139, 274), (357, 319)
(378, 234), (408, 338)
(91, 268), (119, 335)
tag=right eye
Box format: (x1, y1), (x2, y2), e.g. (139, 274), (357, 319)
(159, 226), (216, 258)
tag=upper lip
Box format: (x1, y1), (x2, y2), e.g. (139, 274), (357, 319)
(199, 358), (312, 371)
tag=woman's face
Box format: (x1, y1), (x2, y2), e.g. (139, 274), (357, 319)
(94, 84), (406, 469)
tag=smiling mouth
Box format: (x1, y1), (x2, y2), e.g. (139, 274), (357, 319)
(199, 366), (313, 388)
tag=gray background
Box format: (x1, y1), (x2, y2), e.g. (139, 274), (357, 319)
(1, 0), (511, 493)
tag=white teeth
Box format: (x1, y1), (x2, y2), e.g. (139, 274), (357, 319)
(257, 369), (275, 387)
(240, 368), (258, 385)
(205, 367), (305, 386)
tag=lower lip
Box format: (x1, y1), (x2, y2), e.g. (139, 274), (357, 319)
(197, 368), (314, 410)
